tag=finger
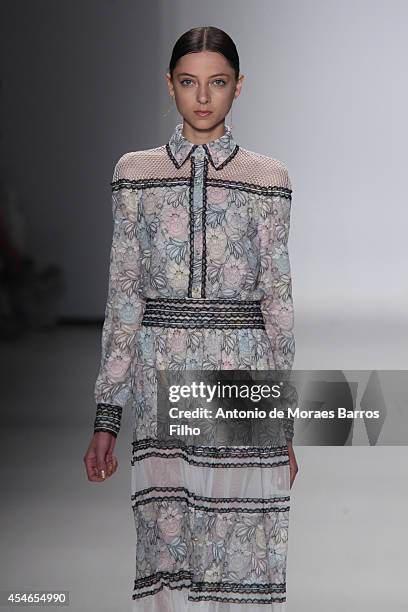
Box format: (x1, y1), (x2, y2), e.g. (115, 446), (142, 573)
(87, 463), (104, 482)
(96, 451), (107, 480)
(105, 444), (118, 473)
(110, 456), (118, 474)
(108, 456), (118, 476)
(106, 457), (115, 477)
(84, 452), (102, 482)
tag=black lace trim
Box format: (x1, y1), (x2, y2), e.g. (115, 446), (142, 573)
(141, 319), (265, 329)
(134, 569), (191, 589)
(132, 485), (290, 504)
(191, 580), (286, 594)
(141, 296), (266, 329)
(111, 177), (190, 190)
(187, 157), (195, 297)
(141, 320), (266, 330)
(165, 142), (198, 170)
(110, 176), (292, 198)
(144, 297), (266, 305)
(93, 403), (122, 437)
(133, 569), (193, 599)
(131, 488), (290, 513)
(143, 301), (264, 310)
(132, 495), (289, 513)
(188, 594), (286, 604)
(203, 142), (240, 170)
(132, 570), (286, 602)
(189, 152), (208, 298)
(165, 141), (240, 171)
(207, 177), (292, 198)
(201, 157), (208, 297)
(188, 153), (208, 299)
(131, 452), (289, 468)
(132, 438), (289, 458)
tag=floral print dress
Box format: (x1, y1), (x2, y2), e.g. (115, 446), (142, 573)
(93, 123), (296, 611)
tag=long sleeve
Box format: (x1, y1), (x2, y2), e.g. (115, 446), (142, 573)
(93, 156), (145, 437)
(258, 164), (296, 441)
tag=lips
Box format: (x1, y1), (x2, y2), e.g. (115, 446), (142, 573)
(195, 111), (212, 116)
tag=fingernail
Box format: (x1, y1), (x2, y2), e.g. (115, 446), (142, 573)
(101, 470), (105, 479)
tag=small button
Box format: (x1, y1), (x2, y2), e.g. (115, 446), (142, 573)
(192, 145), (205, 159)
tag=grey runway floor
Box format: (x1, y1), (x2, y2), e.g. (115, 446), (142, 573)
(0, 318), (407, 612)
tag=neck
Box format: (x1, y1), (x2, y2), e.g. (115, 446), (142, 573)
(181, 118), (227, 144)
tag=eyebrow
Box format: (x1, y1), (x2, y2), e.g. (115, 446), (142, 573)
(177, 72), (230, 78)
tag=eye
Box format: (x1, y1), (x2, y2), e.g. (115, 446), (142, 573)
(179, 78), (227, 87)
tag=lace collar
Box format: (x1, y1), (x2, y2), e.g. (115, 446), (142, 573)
(166, 122), (239, 170)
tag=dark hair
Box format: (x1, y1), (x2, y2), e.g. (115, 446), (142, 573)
(168, 26), (240, 81)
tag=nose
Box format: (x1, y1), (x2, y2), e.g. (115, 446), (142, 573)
(197, 85), (210, 104)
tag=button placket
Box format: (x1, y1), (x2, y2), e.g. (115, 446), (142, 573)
(190, 147), (206, 298)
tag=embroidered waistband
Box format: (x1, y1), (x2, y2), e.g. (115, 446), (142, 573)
(141, 297), (266, 330)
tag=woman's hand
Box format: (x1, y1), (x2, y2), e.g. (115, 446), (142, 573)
(286, 441), (298, 489)
(83, 432), (118, 482)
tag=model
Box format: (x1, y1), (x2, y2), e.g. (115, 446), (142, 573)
(84, 25), (299, 611)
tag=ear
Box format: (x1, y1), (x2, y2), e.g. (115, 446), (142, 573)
(235, 73), (245, 97)
(165, 72), (174, 96)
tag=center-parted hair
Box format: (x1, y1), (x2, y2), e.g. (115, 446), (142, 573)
(168, 26), (240, 81)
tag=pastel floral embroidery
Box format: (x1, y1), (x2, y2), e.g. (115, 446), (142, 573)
(93, 122), (296, 605)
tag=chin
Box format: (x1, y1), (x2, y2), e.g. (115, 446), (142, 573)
(189, 115), (220, 127)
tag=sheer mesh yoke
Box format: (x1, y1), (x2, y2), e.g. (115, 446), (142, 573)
(113, 145), (292, 192)
(93, 123), (296, 610)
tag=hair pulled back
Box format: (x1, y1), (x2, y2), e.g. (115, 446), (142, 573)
(168, 26), (240, 81)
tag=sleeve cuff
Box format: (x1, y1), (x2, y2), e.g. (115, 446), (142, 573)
(94, 403), (123, 438)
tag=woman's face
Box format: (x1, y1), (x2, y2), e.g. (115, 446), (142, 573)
(166, 50), (244, 131)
